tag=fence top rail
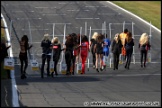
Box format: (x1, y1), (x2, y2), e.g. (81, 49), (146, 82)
(109, 22), (134, 25)
(46, 23), (71, 25)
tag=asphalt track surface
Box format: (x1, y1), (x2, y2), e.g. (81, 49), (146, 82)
(1, 1), (161, 107)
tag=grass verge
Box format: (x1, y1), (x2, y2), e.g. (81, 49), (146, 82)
(112, 1), (161, 30)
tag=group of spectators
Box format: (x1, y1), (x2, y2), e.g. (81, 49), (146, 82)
(1, 28), (151, 79)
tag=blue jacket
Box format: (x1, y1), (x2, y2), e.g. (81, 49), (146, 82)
(103, 38), (111, 53)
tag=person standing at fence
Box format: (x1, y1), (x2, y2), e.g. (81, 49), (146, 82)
(124, 32), (134, 69)
(139, 33), (151, 67)
(19, 35), (32, 79)
(41, 33), (52, 78)
(89, 32), (98, 69)
(51, 37), (62, 77)
(64, 34), (74, 75)
(119, 29), (128, 63)
(80, 35), (89, 74)
(111, 33), (123, 70)
(102, 34), (111, 70)
(1, 36), (11, 79)
(94, 33), (104, 72)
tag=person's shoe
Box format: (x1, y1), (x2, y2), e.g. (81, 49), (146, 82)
(21, 76), (24, 79)
(125, 65), (127, 68)
(24, 75), (27, 79)
(127, 67), (129, 70)
(100, 68), (103, 71)
(116, 67), (118, 70)
(66, 72), (69, 75)
(72, 72), (74, 75)
(141, 64), (143, 68)
(21, 75), (25, 79)
(96, 68), (99, 72)
(144, 64), (146, 67)
(55, 73), (58, 76)
(51, 72), (54, 78)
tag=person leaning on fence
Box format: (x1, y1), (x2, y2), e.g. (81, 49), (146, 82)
(41, 33), (52, 78)
(124, 32), (134, 69)
(1, 36), (11, 79)
(19, 35), (32, 79)
(89, 32), (98, 69)
(119, 29), (128, 62)
(64, 34), (74, 75)
(94, 33), (104, 72)
(51, 37), (63, 77)
(111, 33), (123, 70)
(139, 33), (151, 67)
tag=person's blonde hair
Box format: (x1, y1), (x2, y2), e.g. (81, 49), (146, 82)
(51, 37), (60, 44)
(42, 33), (50, 41)
(92, 32), (98, 40)
(139, 33), (149, 45)
(114, 33), (120, 43)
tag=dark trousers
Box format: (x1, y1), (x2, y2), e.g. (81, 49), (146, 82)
(91, 52), (96, 66)
(65, 50), (72, 74)
(53, 59), (59, 75)
(113, 53), (120, 70)
(19, 52), (28, 76)
(140, 50), (147, 66)
(125, 49), (133, 68)
(41, 54), (51, 77)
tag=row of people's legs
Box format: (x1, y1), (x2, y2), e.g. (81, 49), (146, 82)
(114, 50), (148, 70)
(65, 53), (88, 75)
(91, 52), (109, 72)
(19, 50), (148, 79)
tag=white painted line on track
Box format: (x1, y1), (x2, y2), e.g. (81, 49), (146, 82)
(107, 1), (161, 33)
(77, 74), (161, 77)
(1, 14), (20, 107)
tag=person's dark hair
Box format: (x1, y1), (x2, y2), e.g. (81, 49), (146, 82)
(21, 35), (29, 42)
(71, 33), (78, 45)
(65, 34), (73, 45)
(81, 35), (88, 42)
(124, 29), (128, 33)
(126, 32), (132, 43)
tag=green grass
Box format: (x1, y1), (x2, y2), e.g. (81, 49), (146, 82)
(112, 1), (161, 30)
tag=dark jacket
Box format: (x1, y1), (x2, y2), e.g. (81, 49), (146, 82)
(125, 39), (134, 51)
(41, 39), (52, 55)
(90, 39), (97, 53)
(52, 43), (61, 61)
(139, 42), (151, 51)
(1, 43), (10, 62)
(111, 39), (123, 54)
